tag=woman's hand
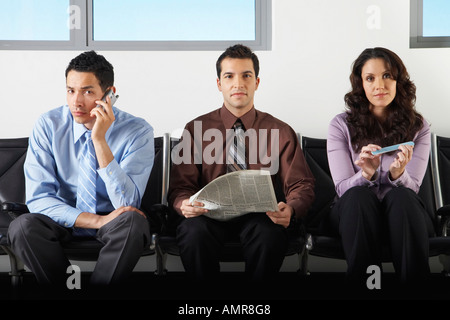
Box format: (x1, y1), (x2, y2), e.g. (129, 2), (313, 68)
(354, 144), (381, 181)
(389, 144), (414, 180)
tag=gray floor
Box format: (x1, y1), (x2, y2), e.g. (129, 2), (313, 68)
(0, 251), (445, 274)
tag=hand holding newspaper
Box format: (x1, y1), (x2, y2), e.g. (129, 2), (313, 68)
(189, 170), (278, 221)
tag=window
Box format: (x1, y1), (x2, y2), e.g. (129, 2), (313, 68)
(0, 0), (70, 41)
(410, 0), (450, 48)
(0, 0), (271, 50)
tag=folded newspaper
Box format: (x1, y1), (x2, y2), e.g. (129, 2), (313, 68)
(189, 170), (278, 221)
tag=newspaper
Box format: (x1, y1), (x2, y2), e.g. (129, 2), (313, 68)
(189, 170), (278, 221)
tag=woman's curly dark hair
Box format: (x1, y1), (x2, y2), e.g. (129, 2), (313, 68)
(344, 47), (423, 152)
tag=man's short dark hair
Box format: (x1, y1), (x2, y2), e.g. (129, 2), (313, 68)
(65, 51), (114, 92)
(216, 44), (259, 78)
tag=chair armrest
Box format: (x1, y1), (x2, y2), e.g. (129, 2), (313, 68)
(0, 201), (29, 244)
(1, 201), (29, 216)
(145, 203), (170, 234)
(437, 205), (450, 218)
(146, 203), (182, 236)
(436, 205), (450, 236)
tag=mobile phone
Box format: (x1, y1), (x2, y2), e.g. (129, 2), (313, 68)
(371, 141), (415, 155)
(96, 89), (118, 111)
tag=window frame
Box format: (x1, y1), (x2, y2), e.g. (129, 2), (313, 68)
(410, 0), (450, 48)
(0, 0), (271, 51)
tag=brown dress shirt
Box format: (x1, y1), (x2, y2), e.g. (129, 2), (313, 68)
(168, 105), (315, 219)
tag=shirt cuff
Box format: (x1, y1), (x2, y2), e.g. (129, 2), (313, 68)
(98, 159), (127, 195)
(388, 169), (409, 187)
(98, 158), (120, 180)
(355, 171), (376, 187)
(63, 206), (83, 228)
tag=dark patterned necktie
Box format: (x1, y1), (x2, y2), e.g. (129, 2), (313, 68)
(227, 119), (247, 172)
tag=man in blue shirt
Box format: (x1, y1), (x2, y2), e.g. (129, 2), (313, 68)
(7, 51), (154, 286)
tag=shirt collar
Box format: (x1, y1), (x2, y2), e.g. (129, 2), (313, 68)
(73, 121), (88, 144)
(220, 104), (256, 130)
(72, 118), (114, 144)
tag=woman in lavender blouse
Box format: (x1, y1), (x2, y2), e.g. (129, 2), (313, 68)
(326, 47), (434, 286)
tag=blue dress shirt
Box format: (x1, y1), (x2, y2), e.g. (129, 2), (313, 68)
(24, 105), (154, 228)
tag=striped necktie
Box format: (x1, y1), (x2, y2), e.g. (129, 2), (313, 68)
(227, 119), (247, 172)
(74, 131), (97, 236)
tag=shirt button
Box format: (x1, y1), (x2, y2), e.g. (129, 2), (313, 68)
(109, 171), (113, 175)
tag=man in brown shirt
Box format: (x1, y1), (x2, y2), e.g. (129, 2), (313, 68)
(168, 44), (315, 281)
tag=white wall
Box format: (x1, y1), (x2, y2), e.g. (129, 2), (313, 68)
(1, 0), (449, 140)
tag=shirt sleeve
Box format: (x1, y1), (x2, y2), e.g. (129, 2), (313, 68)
(98, 125), (154, 210)
(25, 117), (82, 228)
(327, 114), (373, 197)
(381, 121), (431, 193)
(277, 127), (315, 219)
(167, 125), (200, 216)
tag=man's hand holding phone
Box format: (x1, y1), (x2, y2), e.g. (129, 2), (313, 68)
(90, 88), (118, 169)
(91, 89), (118, 140)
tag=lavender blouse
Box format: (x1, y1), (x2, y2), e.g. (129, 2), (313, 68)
(327, 112), (431, 200)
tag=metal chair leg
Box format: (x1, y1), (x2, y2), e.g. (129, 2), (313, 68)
(1, 245), (25, 297)
(439, 254), (450, 276)
(154, 235), (167, 276)
(298, 247), (310, 276)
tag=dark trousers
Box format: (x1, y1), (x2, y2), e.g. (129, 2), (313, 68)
(7, 211), (150, 286)
(176, 213), (288, 281)
(322, 186), (434, 283)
